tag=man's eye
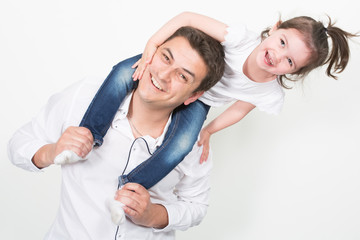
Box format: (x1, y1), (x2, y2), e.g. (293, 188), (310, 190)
(179, 74), (187, 81)
(163, 54), (170, 62)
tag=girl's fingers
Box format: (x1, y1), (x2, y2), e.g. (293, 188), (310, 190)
(200, 145), (209, 164)
(131, 59), (141, 68)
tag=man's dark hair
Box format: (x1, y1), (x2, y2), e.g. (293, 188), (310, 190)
(165, 26), (225, 92)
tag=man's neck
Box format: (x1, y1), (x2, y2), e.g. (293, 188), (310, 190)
(128, 91), (172, 139)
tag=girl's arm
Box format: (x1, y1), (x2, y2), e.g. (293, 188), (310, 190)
(132, 11), (228, 80)
(198, 100), (255, 163)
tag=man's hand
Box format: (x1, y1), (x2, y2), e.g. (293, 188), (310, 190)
(115, 183), (168, 229)
(54, 126), (93, 158)
(32, 126), (93, 168)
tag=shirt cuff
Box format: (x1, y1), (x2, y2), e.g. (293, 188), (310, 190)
(152, 203), (174, 233)
(10, 140), (47, 172)
(24, 141), (47, 172)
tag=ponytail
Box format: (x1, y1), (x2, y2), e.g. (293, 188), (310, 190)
(324, 17), (358, 79)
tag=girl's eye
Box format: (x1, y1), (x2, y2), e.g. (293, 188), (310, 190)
(280, 39), (285, 47)
(287, 58), (293, 66)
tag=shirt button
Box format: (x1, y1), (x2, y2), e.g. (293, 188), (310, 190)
(117, 232), (125, 239)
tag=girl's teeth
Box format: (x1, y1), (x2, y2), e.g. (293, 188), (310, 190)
(266, 52), (273, 65)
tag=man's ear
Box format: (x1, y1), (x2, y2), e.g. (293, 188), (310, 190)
(184, 91), (204, 105)
(269, 21), (282, 35)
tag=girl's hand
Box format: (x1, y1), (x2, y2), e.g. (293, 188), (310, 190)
(132, 41), (158, 81)
(197, 128), (212, 164)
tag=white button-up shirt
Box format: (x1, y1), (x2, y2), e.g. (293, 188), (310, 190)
(8, 76), (212, 240)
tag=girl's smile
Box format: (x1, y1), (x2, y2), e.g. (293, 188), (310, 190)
(264, 51), (274, 66)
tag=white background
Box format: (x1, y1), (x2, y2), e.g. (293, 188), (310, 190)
(1, 0), (360, 239)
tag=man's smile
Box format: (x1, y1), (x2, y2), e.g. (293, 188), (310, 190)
(151, 76), (164, 91)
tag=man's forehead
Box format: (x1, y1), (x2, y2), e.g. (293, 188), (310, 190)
(160, 37), (206, 77)
(160, 36), (190, 53)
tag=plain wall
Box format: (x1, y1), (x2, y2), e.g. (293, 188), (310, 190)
(1, 0), (359, 239)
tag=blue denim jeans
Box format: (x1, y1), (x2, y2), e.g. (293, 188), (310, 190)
(80, 54), (210, 189)
(80, 54), (141, 146)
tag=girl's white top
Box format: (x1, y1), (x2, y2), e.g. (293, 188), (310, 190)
(199, 24), (285, 115)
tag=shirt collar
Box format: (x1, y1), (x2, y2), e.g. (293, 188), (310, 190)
(116, 92), (133, 120)
(114, 92), (172, 150)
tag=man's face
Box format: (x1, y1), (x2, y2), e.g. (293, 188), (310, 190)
(136, 36), (207, 110)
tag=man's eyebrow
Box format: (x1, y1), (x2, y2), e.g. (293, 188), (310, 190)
(164, 47), (196, 78)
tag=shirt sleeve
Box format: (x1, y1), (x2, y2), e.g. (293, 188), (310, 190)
(7, 80), (85, 171)
(256, 87), (285, 115)
(222, 23), (259, 51)
(154, 145), (213, 232)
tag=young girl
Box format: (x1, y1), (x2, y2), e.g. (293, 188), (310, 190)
(56, 11), (357, 196)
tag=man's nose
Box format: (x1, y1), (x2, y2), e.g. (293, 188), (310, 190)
(157, 67), (172, 81)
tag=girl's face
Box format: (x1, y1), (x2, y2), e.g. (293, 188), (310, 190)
(256, 27), (312, 76)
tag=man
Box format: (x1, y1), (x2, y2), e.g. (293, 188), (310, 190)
(8, 27), (225, 239)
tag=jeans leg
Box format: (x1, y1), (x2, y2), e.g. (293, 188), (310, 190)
(80, 54), (142, 146)
(119, 100), (210, 189)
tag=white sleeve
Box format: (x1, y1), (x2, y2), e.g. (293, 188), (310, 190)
(7, 80), (84, 172)
(256, 87), (285, 115)
(154, 146), (213, 232)
(222, 23), (258, 50)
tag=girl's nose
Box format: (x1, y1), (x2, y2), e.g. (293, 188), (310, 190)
(276, 50), (288, 64)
